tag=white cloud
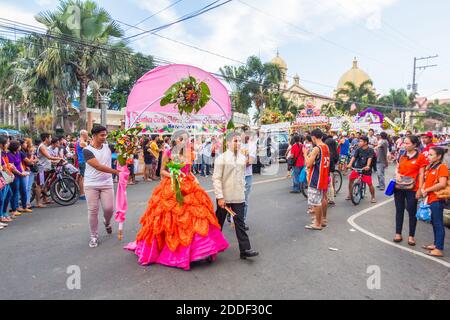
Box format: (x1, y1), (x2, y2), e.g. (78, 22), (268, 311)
(132, 0), (398, 73)
(0, 3), (43, 28)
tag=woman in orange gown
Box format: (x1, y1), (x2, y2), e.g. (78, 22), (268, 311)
(125, 134), (229, 270)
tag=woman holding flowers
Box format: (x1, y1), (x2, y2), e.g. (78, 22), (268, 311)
(126, 131), (229, 270)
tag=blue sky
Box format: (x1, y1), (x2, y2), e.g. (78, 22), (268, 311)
(1, 0), (449, 100)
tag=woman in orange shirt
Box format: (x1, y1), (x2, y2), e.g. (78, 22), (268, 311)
(421, 147), (448, 257)
(394, 135), (427, 246)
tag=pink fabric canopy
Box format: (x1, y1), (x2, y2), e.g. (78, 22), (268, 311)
(126, 64), (231, 126)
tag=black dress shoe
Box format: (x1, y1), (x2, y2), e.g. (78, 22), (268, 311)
(240, 249), (259, 259)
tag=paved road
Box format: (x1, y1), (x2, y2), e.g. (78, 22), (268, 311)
(0, 164), (449, 300)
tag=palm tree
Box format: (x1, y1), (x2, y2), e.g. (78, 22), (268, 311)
(336, 80), (376, 113)
(219, 64), (252, 114)
(0, 39), (22, 126)
(220, 56), (281, 123)
(35, 0), (126, 130)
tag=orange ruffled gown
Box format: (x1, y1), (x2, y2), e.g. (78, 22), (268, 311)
(125, 173), (229, 270)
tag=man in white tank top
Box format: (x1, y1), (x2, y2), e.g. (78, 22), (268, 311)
(83, 126), (120, 248)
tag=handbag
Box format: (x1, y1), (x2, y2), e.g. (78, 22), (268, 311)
(299, 167), (307, 184)
(385, 179), (396, 196)
(0, 170), (14, 185)
(395, 175), (416, 190)
(416, 197), (432, 222)
(0, 176), (6, 190)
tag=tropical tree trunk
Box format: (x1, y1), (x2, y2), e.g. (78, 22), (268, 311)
(52, 94), (59, 132)
(29, 108), (36, 136)
(79, 78), (88, 130)
(11, 103), (15, 127)
(0, 97), (4, 125)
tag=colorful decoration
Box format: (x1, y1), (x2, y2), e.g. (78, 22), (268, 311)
(160, 76), (211, 115)
(300, 102), (321, 117)
(115, 164), (130, 241)
(166, 160), (186, 206)
(109, 126), (143, 166)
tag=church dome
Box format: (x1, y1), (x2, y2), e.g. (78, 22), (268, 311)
(337, 58), (372, 90)
(271, 51), (287, 70)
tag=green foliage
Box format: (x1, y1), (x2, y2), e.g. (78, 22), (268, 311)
(220, 56), (282, 120)
(160, 77), (211, 115)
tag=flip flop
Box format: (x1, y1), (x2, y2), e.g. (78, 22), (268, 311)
(427, 250), (444, 257)
(422, 245), (436, 250)
(305, 225), (323, 231)
(346, 197), (352, 201)
(371, 199), (377, 204)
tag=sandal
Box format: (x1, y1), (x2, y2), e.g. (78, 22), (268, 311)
(427, 249), (444, 257)
(305, 225), (323, 231)
(422, 245), (436, 250)
(345, 196), (351, 201)
(393, 236), (403, 243)
(371, 199), (377, 204)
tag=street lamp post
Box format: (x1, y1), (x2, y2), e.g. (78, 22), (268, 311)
(99, 88), (111, 127)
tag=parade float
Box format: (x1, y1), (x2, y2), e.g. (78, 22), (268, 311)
(125, 64), (232, 135)
(111, 64), (232, 241)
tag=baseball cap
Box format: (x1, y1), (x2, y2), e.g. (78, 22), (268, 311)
(421, 131), (433, 138)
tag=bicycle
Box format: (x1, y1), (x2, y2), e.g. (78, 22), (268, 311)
(350, 168), (367, 206)
(332, 170), (343, 195)
(31, 160), (80, 206)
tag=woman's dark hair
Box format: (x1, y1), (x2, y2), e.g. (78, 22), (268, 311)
(405, 135), (421, 148)
(325, 137), (339, 163)
(0, 136), (8, 147)
(292, 135), (300, 144)
(306, 135), (313, 143)
(91, 125), (107, 135)
(40, 133), (50, 142)
(430, 147), (447, 161)
(8, 140), (21, 153)
(51, 137), (59, 145)
(380, 132), (388, 140)
(311, 129), (323, 139)
(360, 136), (369, 144)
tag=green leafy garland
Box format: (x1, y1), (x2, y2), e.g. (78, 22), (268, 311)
(160, 76), (211, 115)
(109, 126), (143, 166)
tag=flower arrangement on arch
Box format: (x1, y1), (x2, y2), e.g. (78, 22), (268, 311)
(160, 76), (211, 115)
(109, 126), (144, 166)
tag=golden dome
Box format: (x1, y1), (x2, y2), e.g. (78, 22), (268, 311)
(337, 58), (372, 90)
(271, 51), (287, 70)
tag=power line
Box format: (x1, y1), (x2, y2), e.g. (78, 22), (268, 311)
(124, 0), (185, 32)
(237, 0), (397, 70)
(123, 0), (233, 42)
(4, 17), (440, 115)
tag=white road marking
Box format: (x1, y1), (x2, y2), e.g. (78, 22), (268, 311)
(204, 176), (288, 194)
(348, 199), (450, 269)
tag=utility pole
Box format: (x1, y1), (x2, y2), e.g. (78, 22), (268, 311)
(407, 55), (438, 127)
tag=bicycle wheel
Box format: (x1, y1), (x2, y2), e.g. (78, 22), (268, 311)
(333, 171), (343, 195)
(361, 183), (367, 199)
(351, 182), (362, 206)
(50, 176), (80, 206)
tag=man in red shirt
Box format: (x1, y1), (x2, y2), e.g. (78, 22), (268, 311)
(421, 132), (436, 162)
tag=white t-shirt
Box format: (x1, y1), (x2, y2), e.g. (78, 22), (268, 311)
(242, 143), (257, 177)
(83, 144), (113, 188)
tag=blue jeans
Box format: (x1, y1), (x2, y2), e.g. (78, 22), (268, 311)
(1, 185), (12, 218)
(11, 175), (27, 211)
(430, 201), (446, 250)
(292, 166), (304, 192)
(201, 155), (211, 176)
(26, 172), (35, 207)
(244, 175), (253, 221)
